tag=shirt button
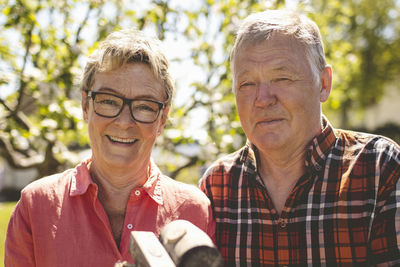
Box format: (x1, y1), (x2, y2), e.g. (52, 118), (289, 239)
(135, 190), (141, 196)
(127, 224), (133, 230)
(279, 219), (287, 229)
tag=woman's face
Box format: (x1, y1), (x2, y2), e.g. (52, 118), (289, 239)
(82, 63), (168, 171)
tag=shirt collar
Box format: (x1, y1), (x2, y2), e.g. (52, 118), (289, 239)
(305, 116), (337, 172)
(239, 140), (258, 175)
(70, 157), (94, 196)
(240, 116), (337, 173)
(70, 157), (164, 205)
(141, 159), (164, 205)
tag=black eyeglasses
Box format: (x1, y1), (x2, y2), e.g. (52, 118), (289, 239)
(86, 91), (165, 123)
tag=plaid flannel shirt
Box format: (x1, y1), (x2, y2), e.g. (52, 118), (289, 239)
(200, 118), (400, 266)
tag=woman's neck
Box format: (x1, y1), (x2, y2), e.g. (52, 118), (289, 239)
(89, 158), (149, 189)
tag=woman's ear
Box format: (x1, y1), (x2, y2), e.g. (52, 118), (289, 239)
(157, 106), (170, 136)
(320, 66), (332, 103)
(81, 91), (89, 123)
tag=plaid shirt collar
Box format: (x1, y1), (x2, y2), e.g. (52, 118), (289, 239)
(241, 116), (338, 176)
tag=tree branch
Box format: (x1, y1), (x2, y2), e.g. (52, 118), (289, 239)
(15, 27), (33, 112)
(0, 135), (43, 169)
(75, 3), (93, 44)
(0, 98), (30, 130)
(169, 156), (199, 179)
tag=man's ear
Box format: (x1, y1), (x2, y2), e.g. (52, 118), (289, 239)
(81, 91), (89, 123)
(320, 66), (332, 103)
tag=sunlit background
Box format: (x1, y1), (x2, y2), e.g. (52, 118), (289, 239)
(1, 0), (400, 188)
(1, 0), (400, 260)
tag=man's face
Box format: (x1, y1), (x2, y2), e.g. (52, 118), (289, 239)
(82, 63), (168, 170)
(233, 34), (331, 154)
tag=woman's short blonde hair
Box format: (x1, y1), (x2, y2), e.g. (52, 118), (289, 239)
(81, 29), (174, 107)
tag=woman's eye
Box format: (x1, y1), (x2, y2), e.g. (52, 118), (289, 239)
(137, 105), (156, 112)
(99, 99), (119, 106)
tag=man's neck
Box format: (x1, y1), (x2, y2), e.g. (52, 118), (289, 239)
(256, 145), (307, 215)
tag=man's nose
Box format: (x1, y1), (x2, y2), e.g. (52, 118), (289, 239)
(255, 82), (276, 107)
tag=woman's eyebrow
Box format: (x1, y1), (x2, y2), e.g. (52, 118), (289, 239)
(96, 87), (119, 94)
(96, 87), (162, 101)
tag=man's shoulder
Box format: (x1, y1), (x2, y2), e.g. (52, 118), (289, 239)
(335, 128), (400, 153)
(200, 146), (247, 184)
(334, 129), (400, 174)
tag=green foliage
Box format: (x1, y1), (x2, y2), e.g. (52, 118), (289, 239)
(0, 0), (399, 183)
(310, 0), (400, 127)
(0, 202), (17, 264)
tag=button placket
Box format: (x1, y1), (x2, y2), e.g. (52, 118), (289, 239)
(278, 218), (288, 230)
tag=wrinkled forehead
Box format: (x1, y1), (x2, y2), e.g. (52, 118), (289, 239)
(231, 33), (307, 70)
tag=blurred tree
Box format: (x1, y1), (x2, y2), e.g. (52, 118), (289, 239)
(0, 0), (399, 183)
(0, 0), (124, 178)
(309, 0), (400, 127)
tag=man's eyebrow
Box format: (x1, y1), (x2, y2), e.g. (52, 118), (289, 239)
(235, 69), (250, 78)
(272, 66), (295, 73)
(273, 66), (289, 71)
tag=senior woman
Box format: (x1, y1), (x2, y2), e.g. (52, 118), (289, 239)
(5, 30), (215, 266)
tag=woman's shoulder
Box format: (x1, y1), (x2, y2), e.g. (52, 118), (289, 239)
(20, 168), (76, 203)
(158, 175), (210, 204)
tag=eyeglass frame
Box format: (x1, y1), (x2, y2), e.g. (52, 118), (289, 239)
(85, 90), (165, 124)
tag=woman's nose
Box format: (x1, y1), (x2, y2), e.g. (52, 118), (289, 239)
(116, 104), (136, 124)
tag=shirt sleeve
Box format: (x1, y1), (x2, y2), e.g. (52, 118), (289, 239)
(199, 176), (208, 196)
(199, 167), (214, 199)
(368, 158), (400, 265)
(199, 172), (217, 245)
(206, 204), (217, 245)
(5, 198), (35, 267)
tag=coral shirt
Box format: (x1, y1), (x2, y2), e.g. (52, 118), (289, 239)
(5, 158), (215, 267)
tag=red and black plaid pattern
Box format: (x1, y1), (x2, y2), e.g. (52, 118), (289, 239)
(200, 119), (400, 266)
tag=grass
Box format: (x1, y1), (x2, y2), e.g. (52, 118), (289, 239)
(0, 202), (16, 265)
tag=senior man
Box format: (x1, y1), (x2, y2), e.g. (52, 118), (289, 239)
(200, 9), (400, 266)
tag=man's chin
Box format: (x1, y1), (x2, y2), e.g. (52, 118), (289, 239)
(252, 135), (287, 151)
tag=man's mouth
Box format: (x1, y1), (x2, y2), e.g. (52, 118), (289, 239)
(260, 118), (283, 123)
(106, 135), (138, 144)
(257, 118), (284, 126)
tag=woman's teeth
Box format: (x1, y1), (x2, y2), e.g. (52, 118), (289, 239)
(107, 136), (137, 144)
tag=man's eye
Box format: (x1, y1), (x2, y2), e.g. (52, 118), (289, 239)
(239, 82), (256, 90)
(241, 82), (255, 87)
(274, 78), (291, 82)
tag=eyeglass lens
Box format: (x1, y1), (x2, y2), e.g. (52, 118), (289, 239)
(92, 93), (161, 123)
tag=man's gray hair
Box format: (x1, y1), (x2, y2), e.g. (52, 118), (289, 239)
(230, 9), (327, 84)
(81, 29), (174, 107)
